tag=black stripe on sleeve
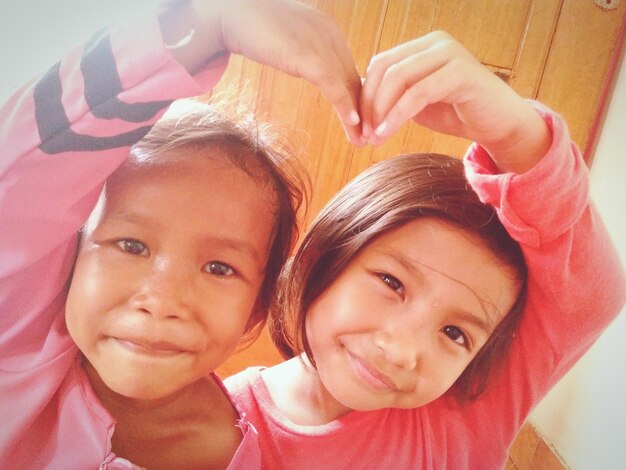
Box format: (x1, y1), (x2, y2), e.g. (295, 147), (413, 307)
(34, 62), (156, 154)
(81, 30), (171, 122)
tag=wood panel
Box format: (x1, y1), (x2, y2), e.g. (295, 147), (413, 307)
(434, 0), (531, 67)
(538, 0), (626, 150)
(508, 0), (562, 98)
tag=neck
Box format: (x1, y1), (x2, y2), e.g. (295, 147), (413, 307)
(84, 359), (211, 416)
(83, 360), (242, 469)
(264, 355), (351, 425)
(82, 359), (239, 438)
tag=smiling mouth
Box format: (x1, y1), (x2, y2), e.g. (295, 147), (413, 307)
(346, 351), (399, 391)
(113, 337), (187, 356)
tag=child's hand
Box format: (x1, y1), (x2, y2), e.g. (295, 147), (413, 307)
(220, 0), (362, 145)
(360, 31), (550, 172)
(212, 0), (363, 145)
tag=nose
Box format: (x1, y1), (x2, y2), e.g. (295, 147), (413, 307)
(131, 258), (194, 320)
(374, 329), (422, 370)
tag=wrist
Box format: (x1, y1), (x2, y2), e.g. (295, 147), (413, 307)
(159, 0), (226, 74)
(483, 102), (551, 174)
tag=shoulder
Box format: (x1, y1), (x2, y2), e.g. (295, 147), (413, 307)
(224, 367), (265, 395)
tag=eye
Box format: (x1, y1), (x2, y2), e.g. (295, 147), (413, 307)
(204, 261), (235, 277)
(116, 239), (148, 256)
(442, 325), (469, 348)
(377, 272), (404, 295)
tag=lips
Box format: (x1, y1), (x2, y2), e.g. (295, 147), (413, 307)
(346, 351), (399, 391)
(112, 336), (190, 356)
(104, 317), (201, 356)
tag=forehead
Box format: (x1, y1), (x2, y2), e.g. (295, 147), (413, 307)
(131, 141), (272, 182)
(86, 145), (277, 260)
(109, 143), (275, 202)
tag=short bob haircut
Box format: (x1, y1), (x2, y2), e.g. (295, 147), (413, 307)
(130, 99), (308, 343)
(270, 153), (527, 402)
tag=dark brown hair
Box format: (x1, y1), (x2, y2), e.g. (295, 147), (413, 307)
(131, 98), (308, 343)
(269, 153), (527, 401)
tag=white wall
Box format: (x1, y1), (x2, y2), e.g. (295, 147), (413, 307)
(0, 0), (157, 103)
(531, 51), (626, 469)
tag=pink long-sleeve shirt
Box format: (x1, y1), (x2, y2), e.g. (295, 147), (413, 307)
(0, 14), (260, 469)
(225, 104), (626, 469)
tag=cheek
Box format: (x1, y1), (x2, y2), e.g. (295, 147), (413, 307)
(409, 352), (475, 404)
(65, 293), (91, 358)
(437, 356), (477, 396)
(446, 361), (471, 388)
(64, 251), (116, 346)
(304, 299), (344, 367)
(304, 299), (328, 347)
(64, 265), (97, 349)
(68, 244), (109, 299)
(199, 288), (257, 337)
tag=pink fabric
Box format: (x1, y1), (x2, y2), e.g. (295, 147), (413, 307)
(225, 104), (626, 470)
(0, 13), (258, 469)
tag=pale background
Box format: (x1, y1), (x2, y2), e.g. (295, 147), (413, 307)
(531, 45), (626, 469)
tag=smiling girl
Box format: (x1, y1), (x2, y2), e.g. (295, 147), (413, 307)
(225, 32), (626, 469)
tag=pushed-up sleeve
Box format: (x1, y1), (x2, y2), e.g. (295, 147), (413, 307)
(463, 101), (625, 430)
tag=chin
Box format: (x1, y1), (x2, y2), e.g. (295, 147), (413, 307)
(95, 366), (183, 401)
(83, 352), (197, 402)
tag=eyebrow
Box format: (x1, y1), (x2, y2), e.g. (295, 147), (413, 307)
(381, 249), (496, 334)
(206, 235), (266, 266)
(448, 307), (494, 336)
(106, 210), (266, 265)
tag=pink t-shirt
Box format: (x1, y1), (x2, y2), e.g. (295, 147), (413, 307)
(0, 14), (260, 469)
(226, 104), (626, 469)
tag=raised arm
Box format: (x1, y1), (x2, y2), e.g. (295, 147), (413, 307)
(358, 31), (625, 467)
(0, 8), (225, 364)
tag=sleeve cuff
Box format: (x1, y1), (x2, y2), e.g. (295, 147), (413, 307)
(463, 101), (590, 247)
(110, 13), (229, 102)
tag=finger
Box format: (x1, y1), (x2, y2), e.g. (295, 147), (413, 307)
(360, 60), (385, 140)
(329, 24), (363, 109)
(360, 32), (450, 138)
(304, 47), (364, 145)
(327, 30), (364, 145)
(361, 45), (416, 139)
(371, 63), (461, 144)
(340, 73), (364, 146)
(370, 43), (452, 134)
(318, 68), (365, 146)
